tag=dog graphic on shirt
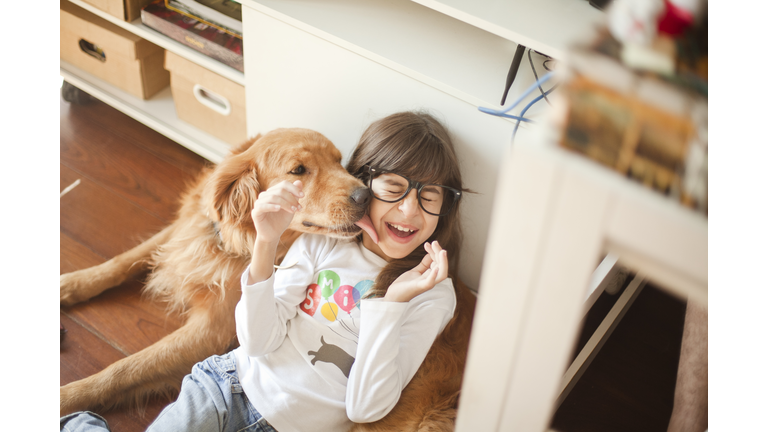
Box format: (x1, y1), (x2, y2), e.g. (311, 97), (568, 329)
(308, 336), (355, 378)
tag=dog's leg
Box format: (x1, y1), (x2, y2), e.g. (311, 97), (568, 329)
(61, 224), (177, 306)
(59, 286), (239, 416)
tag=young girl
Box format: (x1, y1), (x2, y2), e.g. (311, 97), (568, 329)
(60, 111), (466, 432)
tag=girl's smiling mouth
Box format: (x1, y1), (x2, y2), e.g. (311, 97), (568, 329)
(386, 222), (419, 242)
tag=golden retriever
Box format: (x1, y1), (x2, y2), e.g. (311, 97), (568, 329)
(60, 128), (372, 415)
(60, 127), (476, 431)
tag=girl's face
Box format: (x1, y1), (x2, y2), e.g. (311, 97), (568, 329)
(360, 189), (439, 261)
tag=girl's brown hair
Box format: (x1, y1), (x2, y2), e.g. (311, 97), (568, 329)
(346, 111), (466, 298)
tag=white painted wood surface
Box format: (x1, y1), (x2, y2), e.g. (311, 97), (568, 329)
(238, 0), (553, 113)
(456, 122), (707, 431)
(410, 0), (605, 59)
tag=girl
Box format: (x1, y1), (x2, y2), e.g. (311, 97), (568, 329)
(61, 111), (466, 432)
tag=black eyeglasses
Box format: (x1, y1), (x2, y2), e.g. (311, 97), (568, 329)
(364, 165), (461, 216)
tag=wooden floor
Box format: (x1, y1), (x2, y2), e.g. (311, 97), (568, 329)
(59, 89), (687, 432)
(59, 88), (209, 431)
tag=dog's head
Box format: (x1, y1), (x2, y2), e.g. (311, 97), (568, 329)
(202, 128), (371, 255)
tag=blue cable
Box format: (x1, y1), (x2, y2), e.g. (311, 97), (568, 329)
(478, 71), (556, 119)
(511, 82), (560, 142)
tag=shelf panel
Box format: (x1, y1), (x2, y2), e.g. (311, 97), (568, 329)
(68, 0), (245, 86)
(410, 0), (605, 59)
(61, 60), (232, 163)
(240, 0), (554, 111)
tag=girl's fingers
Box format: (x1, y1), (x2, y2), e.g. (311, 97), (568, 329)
(435, 250), (449, 282)
(255, 181), (304, 209)
(430, 240), (443, 256)
(257, 191), (301, 212)
(282, 180), (305, 199)
(425, 240), (443, 262)
(423, 266), (437, 286)
(413, 251), (434, 274)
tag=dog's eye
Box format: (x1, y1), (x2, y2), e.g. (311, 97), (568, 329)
(291, 165), (306, 175)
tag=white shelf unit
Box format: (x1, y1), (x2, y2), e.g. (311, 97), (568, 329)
(67, 0), (245, 85)
(61, 60), (231, 163)
(61, 0), (245, 162)
(410, 0), (605, 60)
(239, 0), (557, 117)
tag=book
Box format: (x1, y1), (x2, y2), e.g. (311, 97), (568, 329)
(175, 0), (242, 34)
(141, 0), (243, 72)
(166, 0), (241, 37)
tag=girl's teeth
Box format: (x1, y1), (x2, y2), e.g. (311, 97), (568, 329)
(389, 223), (413, 233)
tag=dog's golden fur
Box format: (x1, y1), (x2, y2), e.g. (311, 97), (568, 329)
(60, 129), (370, 415)
(60, 127), (477, 431)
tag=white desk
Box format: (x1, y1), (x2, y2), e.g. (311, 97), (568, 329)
(456, 118), (707, 431)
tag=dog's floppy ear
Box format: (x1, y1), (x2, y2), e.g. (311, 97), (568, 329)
(229, 134), (261, 156)
(202, 142), (261, 229)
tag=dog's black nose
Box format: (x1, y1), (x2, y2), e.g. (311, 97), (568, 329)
(350, 187), (371, 207)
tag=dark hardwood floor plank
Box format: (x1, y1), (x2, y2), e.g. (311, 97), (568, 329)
(60, 163), (168, 261)
(61, 97), (210, 177)
(62, 279), (184, 356)
(60, 231), (105, 275)
(61, 313), (170, 431)
(61, 312), (126, 386)
(60, 106), (202, 223)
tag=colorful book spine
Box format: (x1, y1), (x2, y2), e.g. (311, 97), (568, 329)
(141, 0), (243, 72)
(165, 0), (242, 38)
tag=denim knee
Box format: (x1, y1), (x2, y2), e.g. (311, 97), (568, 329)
(60, 411), (111, 432)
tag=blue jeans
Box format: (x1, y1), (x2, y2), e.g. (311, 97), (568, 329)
(60, 352), (277, 432)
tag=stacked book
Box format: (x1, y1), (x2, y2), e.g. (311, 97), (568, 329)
(141, 0), (243, 72)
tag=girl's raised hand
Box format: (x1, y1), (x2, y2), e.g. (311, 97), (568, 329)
(251, 180), (304, 244)
(384, 241), (449, 303)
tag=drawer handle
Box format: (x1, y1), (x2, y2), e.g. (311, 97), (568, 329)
(78, 39), (106, 62)
(193, 84), (231, 116)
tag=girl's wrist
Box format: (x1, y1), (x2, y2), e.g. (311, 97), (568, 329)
(253, 237), (280, 252)
(247, 238), (280, 284)
(383, 291), (410, 303)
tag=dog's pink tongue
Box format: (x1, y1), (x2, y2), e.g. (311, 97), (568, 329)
(355, 214), (379, 244)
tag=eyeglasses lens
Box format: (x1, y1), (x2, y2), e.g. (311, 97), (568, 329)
(370, 173), (452, 215)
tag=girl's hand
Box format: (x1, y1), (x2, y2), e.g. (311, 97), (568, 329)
(251, 180), (304, 244)
(384, 241), (449, 303)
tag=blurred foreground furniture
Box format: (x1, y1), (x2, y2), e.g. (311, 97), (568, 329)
(456, 128), (707, 431)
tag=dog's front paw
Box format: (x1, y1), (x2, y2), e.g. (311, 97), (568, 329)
(60, 272), (91, 306)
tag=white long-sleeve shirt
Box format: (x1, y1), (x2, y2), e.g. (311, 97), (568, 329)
(233, 233), (456, 432)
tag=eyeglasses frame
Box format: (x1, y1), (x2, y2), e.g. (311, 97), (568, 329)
(364, 165), (461, 217)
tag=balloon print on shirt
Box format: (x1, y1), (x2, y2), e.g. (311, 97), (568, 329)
(334, 285), (357, 315)
(317, 270), (340, 298)
(354, 280), (373, 308)
(300, 283), (322, 316)
(299, 271), (375, 321)
(317, 270), (341, 321)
